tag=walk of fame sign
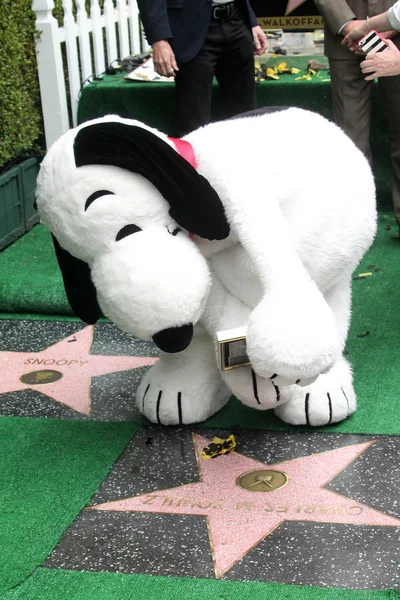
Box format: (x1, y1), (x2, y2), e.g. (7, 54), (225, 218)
(251, 1), (323, 30)
(46, 428), (400, 589)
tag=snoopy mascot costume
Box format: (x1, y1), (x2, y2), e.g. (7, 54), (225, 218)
(36, 107), (377, 427)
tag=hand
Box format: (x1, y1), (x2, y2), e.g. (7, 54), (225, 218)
(152, 40), (179, 77)
(360, 39), (400, 80)
(252, 26), (268, 56)
(380, 29), (398, 40)
(246, 290), (339, 385)
(341, 19), (369, 49)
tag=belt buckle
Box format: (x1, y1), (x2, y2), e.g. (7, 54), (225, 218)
(213, 3), (232, 20)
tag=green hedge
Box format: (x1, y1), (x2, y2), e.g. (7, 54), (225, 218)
(0, 1), (113, 170)
(53, 1), (107, 27)
(0, 0), (41, 169)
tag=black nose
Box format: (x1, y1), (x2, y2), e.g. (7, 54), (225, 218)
(152, 323), (193, 353)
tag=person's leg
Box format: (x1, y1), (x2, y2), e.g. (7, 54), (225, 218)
(174, 61), (214, 137)
(378, 74), (400, 228)
(329, 58), (374, 162)
(174, 20), (222, 136)
(214, 6), (256, 119)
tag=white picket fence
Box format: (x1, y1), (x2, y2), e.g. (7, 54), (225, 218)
(32, 0), (148, 149)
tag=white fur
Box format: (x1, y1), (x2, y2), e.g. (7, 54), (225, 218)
(137, 327), (231, 424)
(36, 109), (377, 425)
(91, 230), (211, 340)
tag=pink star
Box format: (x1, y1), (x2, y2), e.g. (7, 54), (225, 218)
(91, 434), (400, 578)
(0, 326), (157, 415)
(286, 0), (308, 15)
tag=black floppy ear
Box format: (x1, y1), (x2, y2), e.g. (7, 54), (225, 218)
(52, 235), (102, 325)
(74, 121), (230, 240)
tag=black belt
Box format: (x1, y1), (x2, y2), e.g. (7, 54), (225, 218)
(212, 2), (236, 20)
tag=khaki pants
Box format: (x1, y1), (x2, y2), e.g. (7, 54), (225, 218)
(329, 58), (400, 226)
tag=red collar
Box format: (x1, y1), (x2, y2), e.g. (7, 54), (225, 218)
(168, 138), (196, 238)
(168, 137), (196, 169)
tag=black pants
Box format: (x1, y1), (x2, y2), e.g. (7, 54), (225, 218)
(174, 5), (256, 137)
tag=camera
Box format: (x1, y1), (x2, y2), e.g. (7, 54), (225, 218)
(217, 326), (250, 371)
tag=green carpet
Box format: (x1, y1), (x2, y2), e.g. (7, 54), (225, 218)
(0, 214), (399, 597)
(4, 569), (399, 600)
(0, 226), (71, 316)
(1, 56), (399, 600)
(1, 133), (399, 598)
(78, 55), (332, 134)
(1, 213), (400, 438)
(0, 417), (137, 596)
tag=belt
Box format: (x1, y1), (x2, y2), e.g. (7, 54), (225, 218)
(212, 2), (235, 20)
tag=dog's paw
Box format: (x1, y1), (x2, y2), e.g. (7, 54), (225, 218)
(274, 358), (356, 426)
(222, 366), (289, 410)
(246, 291), (339, 384)
(136, 362), (231, 425)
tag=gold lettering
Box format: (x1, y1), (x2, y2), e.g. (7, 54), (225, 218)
(182, 498), (198, 508)
(23, 357), (86, 367)
(212, 501), (224, 509)
(257, 16), (323, 30)
(141, 495), (159, 505)
(318, 505), (331, 514)
(276, 505), (289, 513)
(348, 506), (363, 516)
(161, 497), (174, 507)
(265, 502), (274, 513)
(236, 501), (253, 511)
(331, 506), (346, 515)
(197, 499), (212, 508)
(304, 505), (317, 514)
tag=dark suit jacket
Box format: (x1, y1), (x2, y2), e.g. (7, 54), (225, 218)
(314, 0), (400, 59)
(136, 0), (258, 64)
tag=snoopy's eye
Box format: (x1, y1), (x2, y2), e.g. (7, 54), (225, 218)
(116, 224), (142, 241)
(85, 190), (115, 211)
(168, 227), (181, 236)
